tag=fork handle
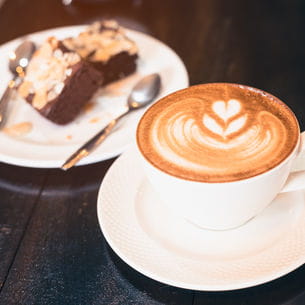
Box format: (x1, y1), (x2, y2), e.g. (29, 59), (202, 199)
(61, 110), (129, 170)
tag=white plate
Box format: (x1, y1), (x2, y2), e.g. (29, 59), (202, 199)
(97, 145), (305, 291)
(0, 26), (188, 168)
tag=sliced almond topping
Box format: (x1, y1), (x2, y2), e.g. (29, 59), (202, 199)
(18, 81), (33, 98)
(47, 90), (58, 101)
(54, 82), (64, 95)
(65, 68), (72, 76)
(53, 49), (63, 59)
(48, 36), (59, 49)
(33, 91), (47, 109)
(19, 37), (81, 109)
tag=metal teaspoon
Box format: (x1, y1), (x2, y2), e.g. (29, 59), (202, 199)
(0, 40), (36, 128)
(61, 73), (161, 170)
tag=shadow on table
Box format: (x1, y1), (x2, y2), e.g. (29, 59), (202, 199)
(106, 240), (305, 305)
(0, 158), (113, 197)
(192, 264), (305, 305)
(105, 243), (194, 305)
(0, 163), (48, 195)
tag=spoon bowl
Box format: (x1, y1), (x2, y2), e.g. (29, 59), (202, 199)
(128, 73), (161, 109)
(62, 73), (162, 170)
(0, 40), (36, 127)
(9, 41), (36, 75)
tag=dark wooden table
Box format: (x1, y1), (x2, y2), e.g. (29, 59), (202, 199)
(1, 0), (305, 304)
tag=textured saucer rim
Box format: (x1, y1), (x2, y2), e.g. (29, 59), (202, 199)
(97, 146), (305, 291)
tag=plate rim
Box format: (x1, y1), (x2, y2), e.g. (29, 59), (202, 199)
(0, 25), (189, 168)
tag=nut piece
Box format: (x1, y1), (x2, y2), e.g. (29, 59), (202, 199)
(18, 81), (33, 98)
(89, 117), (100, 123)
(33, 91), (47, 109)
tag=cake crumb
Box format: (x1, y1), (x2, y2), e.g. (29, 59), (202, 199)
(66, 135), (72, 140)
(83, 102), (96, 113)
(89, 117), (100, 123)
(3, 122), (33, 137)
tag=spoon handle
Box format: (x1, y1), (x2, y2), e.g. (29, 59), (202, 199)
(0, 76), (18, 128)
(61, 110), (129, 170)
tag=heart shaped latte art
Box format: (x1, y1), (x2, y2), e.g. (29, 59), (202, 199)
(203, 99), (247, 138)
(212, 99), (241, 121)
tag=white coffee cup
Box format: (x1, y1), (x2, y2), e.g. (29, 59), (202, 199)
(136, 132), (305, 230)
(136, 85), (305, 230)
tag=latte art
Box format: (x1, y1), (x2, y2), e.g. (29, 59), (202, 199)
(203, 99), (247, 138)
(137, 84), (299, 182)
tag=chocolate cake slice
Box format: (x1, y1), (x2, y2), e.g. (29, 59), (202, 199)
(18, 37), (103, 125)
(62, 20), (138, 85)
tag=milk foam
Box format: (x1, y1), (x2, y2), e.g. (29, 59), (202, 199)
(203, 99), (248, 138)
(137, 84), (299, 182)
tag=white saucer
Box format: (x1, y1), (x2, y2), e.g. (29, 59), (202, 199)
(0, 25), (188, 168)
(97, 146), (305, 291)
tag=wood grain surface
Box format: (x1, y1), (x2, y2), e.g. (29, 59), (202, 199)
(0, 0), (304, 304)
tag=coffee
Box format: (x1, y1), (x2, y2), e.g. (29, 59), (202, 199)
(137, 83), (299, 183)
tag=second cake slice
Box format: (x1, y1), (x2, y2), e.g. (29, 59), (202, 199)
(62, 20), (138, 85)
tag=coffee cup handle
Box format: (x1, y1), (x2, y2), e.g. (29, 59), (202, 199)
(281, 131), (305, 193)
